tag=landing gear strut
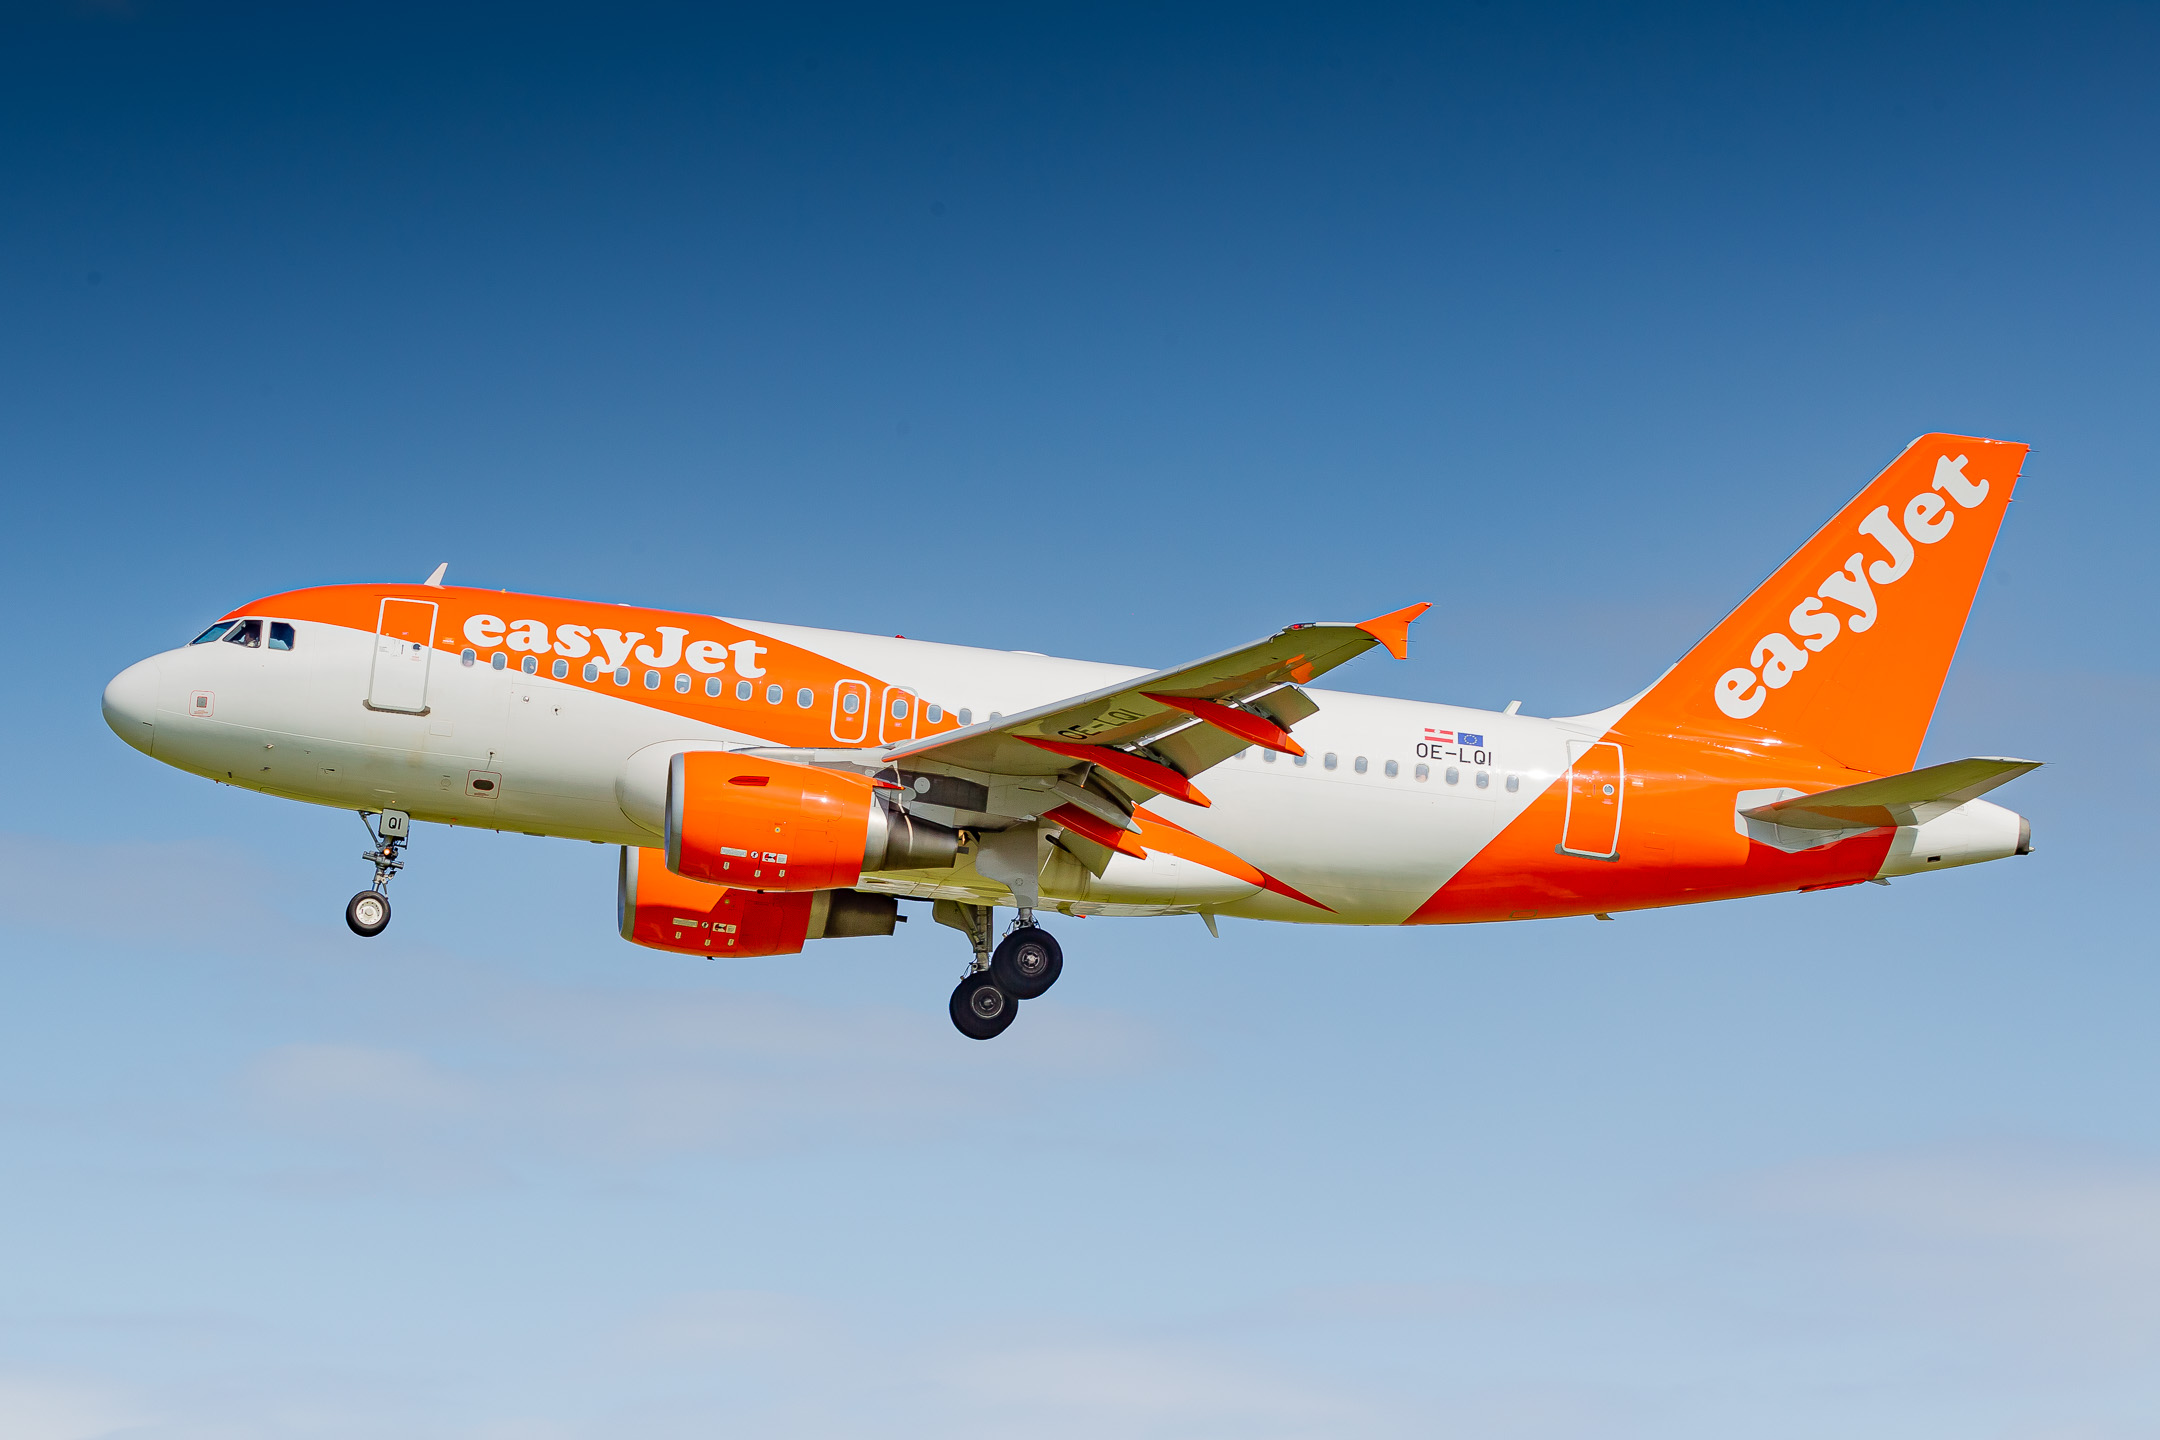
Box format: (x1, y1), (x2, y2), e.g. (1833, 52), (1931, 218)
(935, 901), (1063, 1039)
(346, 809), (409, 938)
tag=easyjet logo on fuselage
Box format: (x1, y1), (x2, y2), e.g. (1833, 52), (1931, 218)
(462, 614), (768, 678)
(1713, 455), (1994, 720)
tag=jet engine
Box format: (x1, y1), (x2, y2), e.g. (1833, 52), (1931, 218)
(617, 846), (905, 957)
(664, 750), (958, 891)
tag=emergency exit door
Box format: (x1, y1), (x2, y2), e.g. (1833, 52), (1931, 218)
(367, 598), (437, 714)
(1560, 740), (1624, 859)
(878, 685), (919, 745)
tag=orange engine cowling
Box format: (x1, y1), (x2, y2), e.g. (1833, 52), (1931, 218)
(663, 750), (960, 891)
(616, 847), (905, 957)
(665, 750), (879, 891)
(618, 845), (814, 956)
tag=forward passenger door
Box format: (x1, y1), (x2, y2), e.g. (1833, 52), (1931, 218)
(368, 598), (437, 714)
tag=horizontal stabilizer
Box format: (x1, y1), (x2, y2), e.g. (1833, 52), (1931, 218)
(1742, 756), (2041, 832)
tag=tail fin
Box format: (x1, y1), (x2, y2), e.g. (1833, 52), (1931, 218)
(1626, 433), (2028, 775)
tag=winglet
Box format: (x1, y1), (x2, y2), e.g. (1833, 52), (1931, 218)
(1357, 602), (1430, 660)
(423, 562), (448, 588)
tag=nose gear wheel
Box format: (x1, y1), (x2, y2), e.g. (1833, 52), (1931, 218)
(345, 890), (391, 936)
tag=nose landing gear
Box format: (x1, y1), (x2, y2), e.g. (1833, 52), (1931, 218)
(346, 809), (409, 938)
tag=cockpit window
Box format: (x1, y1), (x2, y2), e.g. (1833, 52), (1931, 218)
(269, 622), (296, 651)
(221, 619), (263, 648)
(190, 621), (237, 645)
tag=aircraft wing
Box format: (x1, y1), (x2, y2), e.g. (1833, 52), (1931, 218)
(1741, 756), (2042, 832)
(875, 603), (1430, 812)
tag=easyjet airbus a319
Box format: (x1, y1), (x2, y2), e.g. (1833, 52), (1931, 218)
(103, 434), (2038, 1038)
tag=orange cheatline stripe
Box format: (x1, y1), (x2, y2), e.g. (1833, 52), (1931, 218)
(1134, 807), (1334, 913)
(1045, 803), (1148, 859)
(1140, 693), (1305, 757)
(1021, 737), (1211, 808)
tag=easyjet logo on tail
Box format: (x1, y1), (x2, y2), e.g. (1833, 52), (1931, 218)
(1714, 456), (1994, 720)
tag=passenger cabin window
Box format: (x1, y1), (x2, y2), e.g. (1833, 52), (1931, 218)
(222, 619), (263, 648)
(957, 708), (972, 726)
(1384, 759), (1399, 778)
(190, 621), (237, 645)
(268, 622), (296, 651)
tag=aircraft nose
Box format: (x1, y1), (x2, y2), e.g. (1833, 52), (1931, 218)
(102, 657), (159, 755)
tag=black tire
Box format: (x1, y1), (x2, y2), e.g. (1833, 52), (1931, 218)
(345, 890), (392, 937)
(990, 926), (1063, 999)
(949, 972), (1018, 1040)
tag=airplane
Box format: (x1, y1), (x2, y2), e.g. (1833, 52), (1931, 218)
(101, 432), (2039, 1039)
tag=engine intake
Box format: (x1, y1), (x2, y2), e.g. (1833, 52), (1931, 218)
(665, 750), (957, 891)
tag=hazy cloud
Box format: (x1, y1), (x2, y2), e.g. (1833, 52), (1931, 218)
(1748, 1145), (2160, 1363)
(245, 983), (1166, 1167)
(0, 1372), (144, 1440)
(0, 832), (323, 957)
(602, 1292), (1379, 1440)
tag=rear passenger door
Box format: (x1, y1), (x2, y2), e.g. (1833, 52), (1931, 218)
(1560, 740), (1624, 859)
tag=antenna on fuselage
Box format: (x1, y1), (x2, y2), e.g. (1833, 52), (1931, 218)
(423, 563), (448, 588)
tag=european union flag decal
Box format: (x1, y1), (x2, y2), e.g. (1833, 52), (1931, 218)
(1458, 731), (1485, 747)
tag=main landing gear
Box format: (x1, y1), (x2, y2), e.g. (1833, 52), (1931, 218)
(943, 903), (1064, 1041)
(346, 808), (409, 938)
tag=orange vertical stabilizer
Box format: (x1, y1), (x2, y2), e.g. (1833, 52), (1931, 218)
(1620, 433), (2027, 775)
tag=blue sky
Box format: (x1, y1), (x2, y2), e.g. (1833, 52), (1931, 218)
(4, 3), (2158, 1436)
